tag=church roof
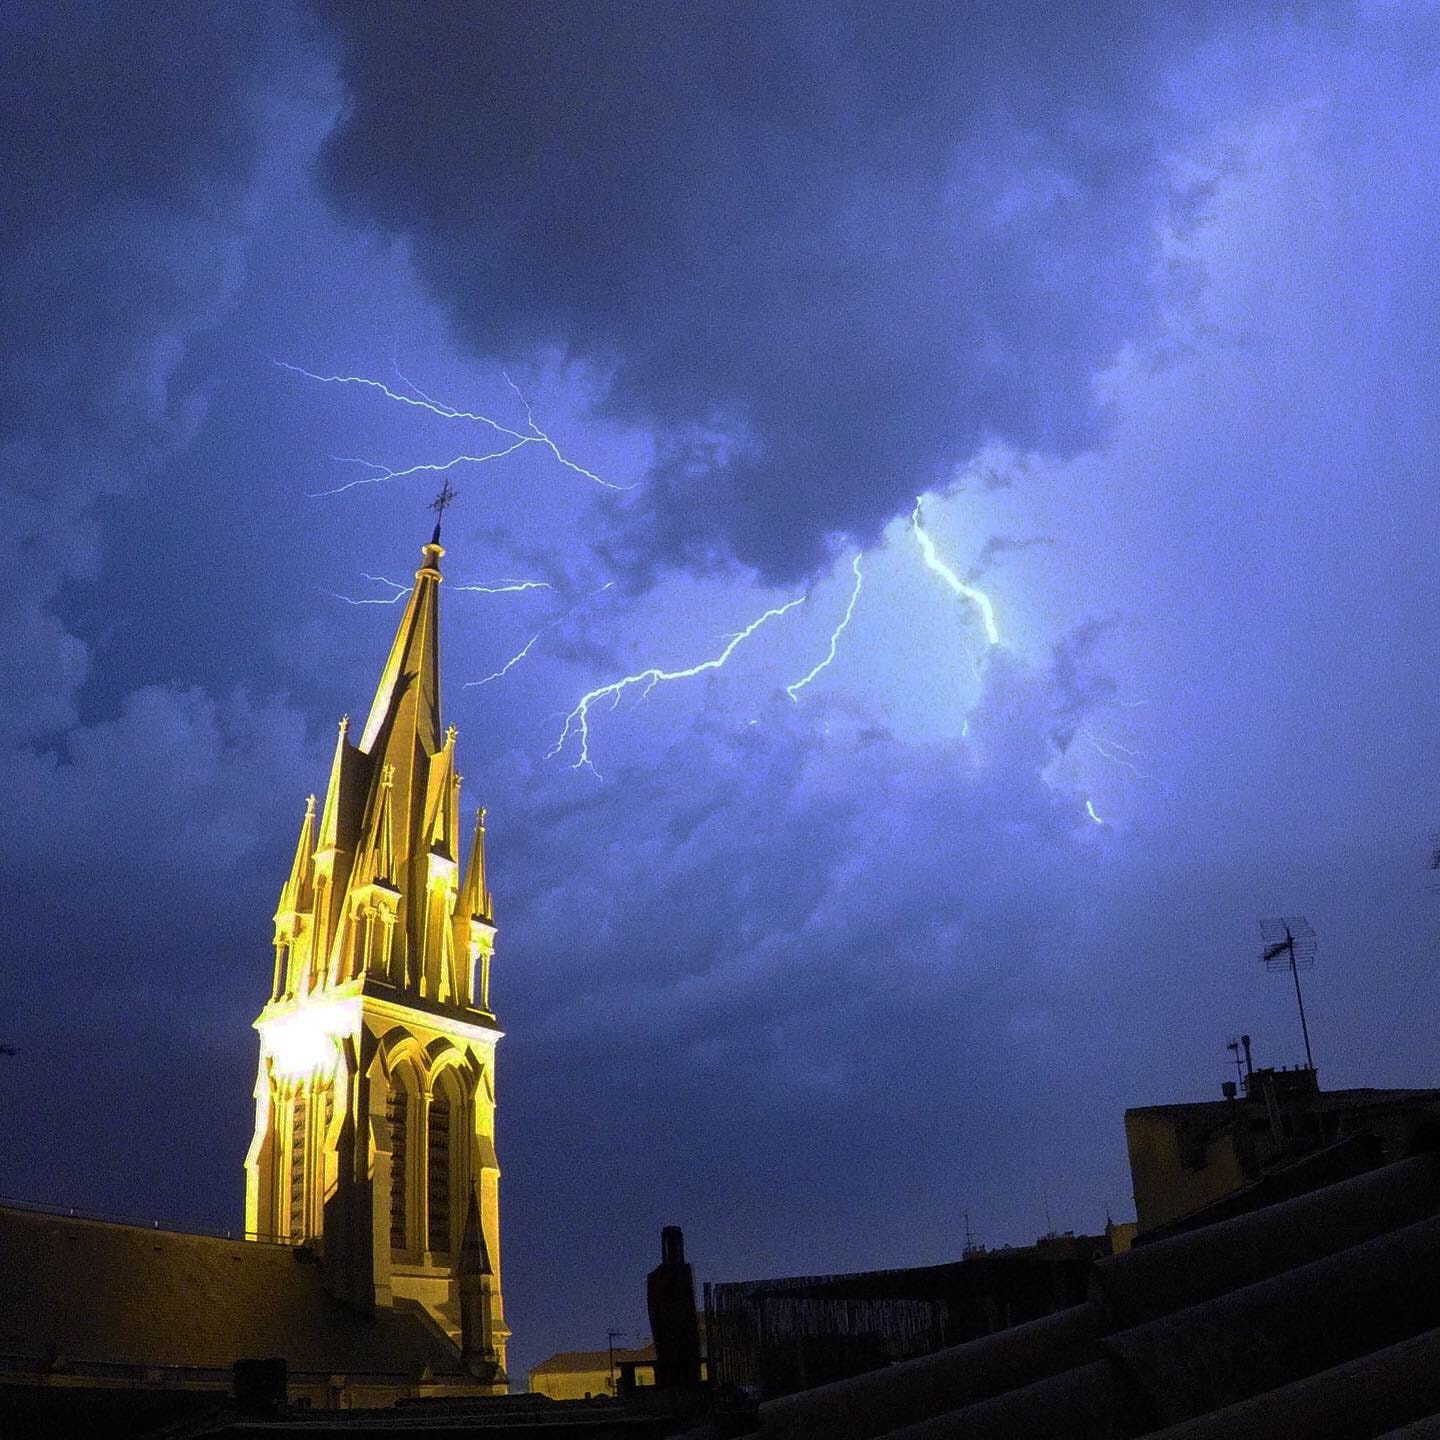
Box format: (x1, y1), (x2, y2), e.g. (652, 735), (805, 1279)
(0, 1205), (464, 1378)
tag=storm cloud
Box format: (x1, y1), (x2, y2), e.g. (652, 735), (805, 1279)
(310, 1), (1275, 579)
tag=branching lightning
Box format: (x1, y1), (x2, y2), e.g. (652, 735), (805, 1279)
(463, 581), (615, 691)
(787, 555), (864, 701)
(277, 360), (628, 494)
(911, 496), (1001, 646)
(314, 446), (531, 498)
(324, 574), (413, 606)
(1080, 729), (1153, 781)
(550, 596), (806, 775)
(502, 371), (622, 490)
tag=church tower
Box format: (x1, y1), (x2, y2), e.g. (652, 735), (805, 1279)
(243, 522), (507, 1386)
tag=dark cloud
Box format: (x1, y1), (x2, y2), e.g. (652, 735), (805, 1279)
(0, 0), (322, 738)
(310, 1), (1271, 581)
(0, 0), (328, 1209)
(973, 533), (1053, 576)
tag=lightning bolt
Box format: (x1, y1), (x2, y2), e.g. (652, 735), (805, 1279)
(313, 446), (530, 498)
(323, 574), (413, 606)
(1080, 729), (1153, 781)
(466, 632), (542, 689)
(787, 555), (864, 701)
(550, 596), (806, 776)
(466, 578), (613, 691)
(452, 579), (552, 595)
(326, 575), (550, 606)
(1085, 799), (1105, 825)
(911, 496), (1001, 646)
(277, 361), (629, 493)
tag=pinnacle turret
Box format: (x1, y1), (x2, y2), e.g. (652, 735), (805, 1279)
(460, 806), (492, 923)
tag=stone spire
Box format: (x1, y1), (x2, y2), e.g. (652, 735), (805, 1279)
(277, 794), (316, 920)
(460, 807), (492, 923)
(357, 765), (397, 889)
(271, 795), (316, 1000)
(359, 538), (443, 758)
(247, 520), (508, 1385)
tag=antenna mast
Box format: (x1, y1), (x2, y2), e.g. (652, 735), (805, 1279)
(1259, 917), (1318, 1072)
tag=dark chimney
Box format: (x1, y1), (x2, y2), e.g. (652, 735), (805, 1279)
(646, 1226), (702, 1390)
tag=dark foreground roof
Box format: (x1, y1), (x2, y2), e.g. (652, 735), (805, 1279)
(757, 1150), (1440, 1440)
(0, 1205), (462, 1379)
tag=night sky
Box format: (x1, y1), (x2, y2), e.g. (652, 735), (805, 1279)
(5, 1), (1440, 1385)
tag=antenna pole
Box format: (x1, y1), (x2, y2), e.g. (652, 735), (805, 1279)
(1260, 919), (1317, 1074)
(1287, 928), (1315, 1071)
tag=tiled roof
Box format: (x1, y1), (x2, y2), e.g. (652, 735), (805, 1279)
(759, 1150), (1440, 1440)
(0, 1206), (463, 1377)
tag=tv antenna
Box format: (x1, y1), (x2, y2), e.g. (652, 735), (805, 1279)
(963, 1210), (982, 1259)
(1259, 918), (1317, 1071)
(1226, 1036), (1247, 1088)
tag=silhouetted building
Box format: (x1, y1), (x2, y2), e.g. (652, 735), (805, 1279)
(1126, 1065), (1440, 1236)
(706, 1232), (1111, 1402)
(756, 1151), (1440, 1440)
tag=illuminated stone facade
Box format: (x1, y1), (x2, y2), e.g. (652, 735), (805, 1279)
(243, 529), (507, 1386)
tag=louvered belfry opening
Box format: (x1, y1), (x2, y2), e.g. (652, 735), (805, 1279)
(288, 1091), (307, 1240)
(388, 1083), (409, 1250)
(427, 1093), (452, 1254)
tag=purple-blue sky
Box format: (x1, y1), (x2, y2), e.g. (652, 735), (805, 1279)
(5, 0), (1440, 1383)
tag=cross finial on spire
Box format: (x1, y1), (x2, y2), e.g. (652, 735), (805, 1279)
(429, 479), (459, 541)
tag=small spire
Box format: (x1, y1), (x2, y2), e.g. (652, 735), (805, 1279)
(459, 1192), (493, 1277)
(358, 537), (444, 757)
(315, 716), (351, 851)
(276, 795), (317, 917)
(371, 764), (396, 884)
(460, 805), (492, 921)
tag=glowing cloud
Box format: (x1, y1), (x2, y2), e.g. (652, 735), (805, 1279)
(787, 555), (864, 701)
(911, 496), (1001, 646)
(551, 596), (806, 775)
